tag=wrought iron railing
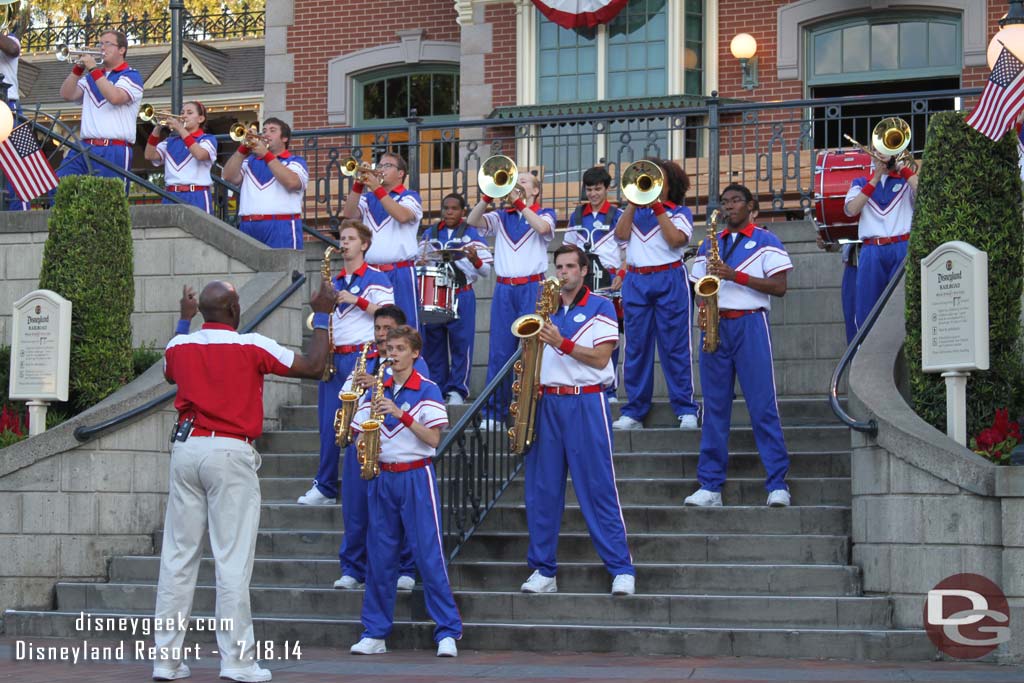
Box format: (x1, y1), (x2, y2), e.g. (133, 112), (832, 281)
(434, 348), (522, 562)
(22, 6), (265, 52)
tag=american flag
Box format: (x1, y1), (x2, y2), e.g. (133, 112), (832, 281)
(0, 123), (58, 201)
(967, 45), (1024, 141)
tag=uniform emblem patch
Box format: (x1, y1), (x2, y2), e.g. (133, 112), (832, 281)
(573, 313), (586, 323)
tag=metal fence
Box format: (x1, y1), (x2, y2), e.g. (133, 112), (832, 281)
(277, 87), (982, 235)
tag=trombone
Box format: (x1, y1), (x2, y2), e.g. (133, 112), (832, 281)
(620, 160), (665, 206)
(229, 122), (270, 147)
(139, 103), (185, 127)
(843, 117), (916, 171)
(56, 45), (104, 67)
(340, 156), (383, 183)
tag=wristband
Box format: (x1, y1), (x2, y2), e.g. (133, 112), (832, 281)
(237, 144), (250, 156)
(617, 269), (626, 279)
(373, 186), (389, 200)
(734, 272), (750, 286)
(72, 64), (85, 76)
(399, 411), (415, 428)
(899, 166), (915, 180)
(471, 257), (483, 269)
(558, 339), (576, 355)
(90, 68), (105, 81)
(312, 312), (330, 330)
(175, 319), (191, 335)
(481, 194), (493, 203)
(147, 134), (161, 147)
(861, 182), (876, 197)
(352, 181), (365, 194)
(262, 152), (276, 163)
(513, 198), (527, 212)
(183, 134), (197, 148)
(651, 201), (666, 216)
(355, 296), (370, 311)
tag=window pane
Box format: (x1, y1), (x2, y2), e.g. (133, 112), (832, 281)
(579, 45), (597, 71)
(579, 74), (597, 100)
(608, 43), (627, 66)
(433, 73), (457, 116)
(647, 12), (666, 40)
(899, 22), (927, 68)
(842, 25), (869, 72)
(685, 17), (702, 42)
(628, 73), (645, 96)
(871, 24), (898, 70)
(628, 42), (647, 68)
(410, 73), (431, 117)
(929, 22), (957, 66)
(685, 0), (701, 12)
(814, 31), (841, 75)
(539, 52), (558, 76)
(647, 69), (664, 93)
(558, 49), (576, 73)
(607, 72), (626, 99)
(536, 15), (597, 104)
(539, 21), (557, 48)
(685, 70), (702, 95)
(363, 82), (385, 120)
(648, 43), (666, 68)
(385, 77), (408, 118)
(558, 74), (578, 100)
(539, 78), (557, 103)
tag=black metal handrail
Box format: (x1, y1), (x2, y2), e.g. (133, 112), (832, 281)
(72, 270), (307, 443)
(434, 347), (523, 562)
(828, 256), (909, 437)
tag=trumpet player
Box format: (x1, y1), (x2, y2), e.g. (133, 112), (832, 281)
(349, 325), (462, 658)
(342, 152), (423, 328)
(57, 31), (142, 190)
(684, 184), (793, 508)
(520, 244), (634, 597)
(144, 101), (217, 213)
(222, 118), (308, 249)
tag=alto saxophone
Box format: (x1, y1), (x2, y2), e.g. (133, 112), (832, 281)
(357, 358), (391, 480)
(696, 209), (723, 353)
(508, 277), (562, 454)
(334, 341), (370, 446)
(308, 246), (339, 381)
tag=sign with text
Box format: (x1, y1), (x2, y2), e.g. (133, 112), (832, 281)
(9, 290), (71, 402)
(921, 241), (989, 373)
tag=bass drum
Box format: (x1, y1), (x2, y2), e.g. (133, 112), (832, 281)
(814, 149), (873, 244)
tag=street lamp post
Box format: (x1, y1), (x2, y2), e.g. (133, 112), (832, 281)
(169, 0), (184, 113)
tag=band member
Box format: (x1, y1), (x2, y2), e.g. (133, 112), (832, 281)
(57, 30), (143, 190)
(0, 27), (27, 211)
(332, 305), (428, 592)
(297, 221), (393, 507)
(342, 152), (423, 328)
(843, 154), (917, 327)
(155, 278), (334, 683)
(466, 172), (556, 429)
(222, 118), (308, 250)
(349, 326), (461, 658)
(144, 101), (217, 213)
(419, 192), (493, 404)
(565, 166), (625, 402)
(520, 244), (635, 596)
(685, 184), (793, 507)
(817, 236), (859, 345)
(612, 158), (699, 431)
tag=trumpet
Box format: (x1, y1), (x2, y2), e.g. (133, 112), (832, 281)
(56, 45), (104, 66)
(139, 104), (185, 127)
(229, 122), (270, 147)
(340, 156), (383, 183)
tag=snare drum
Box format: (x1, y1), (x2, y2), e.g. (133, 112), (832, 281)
(594, 288), (624, 332)
(417, 264), (458, 325)
(814, 149), (873, 244)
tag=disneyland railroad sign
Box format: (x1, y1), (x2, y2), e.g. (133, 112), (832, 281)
(921, 241), (989, 373)
(9, 289), (71, 403)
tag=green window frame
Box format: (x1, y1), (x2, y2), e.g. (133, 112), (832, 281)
(353, 65), (460, 126)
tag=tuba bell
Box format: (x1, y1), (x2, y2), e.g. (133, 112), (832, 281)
(620, 160), (664, 206)
(478, 154), (519, 200)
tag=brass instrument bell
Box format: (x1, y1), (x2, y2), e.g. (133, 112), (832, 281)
(620, 160), (665, 206)
(871, 117), (911, 158)
(56, 44), (105, 66)
(139, 103), (185, 126)
(478, 155), (519, 199)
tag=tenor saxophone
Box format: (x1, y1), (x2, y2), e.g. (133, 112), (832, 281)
(334, 341), (370, 446)
(696, 209), (722, 353)
(508, 277), (562, 454)
(309, 246), (338, 381)
(356, 358), (391, 480)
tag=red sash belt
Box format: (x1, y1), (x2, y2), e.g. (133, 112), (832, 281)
(719, 308), (765, 320)
(189, 427), (253, 443)
(380, 459), (431, 473)
(241, 213), (301, 222)
(496, 273), (543, 285)
(371, 260), (414, 271)
(862, 233), (910, 246)
(83, 138), (129, 147)
(627, 261), (682, 274)
(334, 345), (364, 354)
(541, 384), (603, 395)
(167, 184), (209, 192)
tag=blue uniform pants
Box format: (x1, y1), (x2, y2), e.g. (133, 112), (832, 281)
(57, 143), (134, 194)
(483, 279), (540, 422)
(525, 392), (634, 578)
(240, 217), (302, 250)
(361, 465), (462, 642)
(621, 268), (698, 420)
(422, 288), (476, 400)
(842, 263), (858, 344)
(164, 188), (212, 213)
(697, 311), (789, 493)
(378, 263), (419, 330)
(855, 241), (907, 328)
(314, 351), (361, 500)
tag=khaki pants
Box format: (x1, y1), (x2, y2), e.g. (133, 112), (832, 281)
(153, 435), (262, 670)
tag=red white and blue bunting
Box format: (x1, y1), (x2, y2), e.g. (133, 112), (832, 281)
(529, 0), (630, 29)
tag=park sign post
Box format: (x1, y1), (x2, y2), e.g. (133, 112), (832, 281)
(9, 290), (71, 436)
(920, 241), (989, 446)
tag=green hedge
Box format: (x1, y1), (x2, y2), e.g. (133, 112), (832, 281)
(905, 111), (1024, 433)
(39, 176), (135, 410)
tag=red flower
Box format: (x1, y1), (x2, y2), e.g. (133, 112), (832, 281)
(976, 427), (1002, 451)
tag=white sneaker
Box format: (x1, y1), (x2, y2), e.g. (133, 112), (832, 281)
(153, 663), (191, 680)
(767, 489), (791, 507)
(447, 393), (465, 405)
(396, 575), (416, 591)
(333, 575), (364, 590)
(350, 637), (387, 655)
(611, 414), (642, 430)
(297, 486), (336, 505)
(678, 414), (699, 430)
(607, 396), (619, 404)
(479, 418), (503, 432)
(683, 488), (723, 507)
(436, 636), (458, 657)
(219, 662), (272, 682)
(611, 574), (635, 596)
(520, 570), (557, 593)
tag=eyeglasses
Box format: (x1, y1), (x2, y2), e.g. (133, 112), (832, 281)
(377, 163), (397, 170)
(97, 41), (118, 48)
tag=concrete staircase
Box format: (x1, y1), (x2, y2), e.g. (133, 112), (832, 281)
(4, 396), (934, 660)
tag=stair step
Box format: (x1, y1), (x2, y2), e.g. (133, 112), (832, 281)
(108, 557), (862, 596)
(51, 583), (892, 629)
(2, 610), (933, 660)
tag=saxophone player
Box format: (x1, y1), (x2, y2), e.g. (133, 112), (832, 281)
(349, 326), (462, 658)
(520, 244), (635, 597)
(685, 184), (793, 508)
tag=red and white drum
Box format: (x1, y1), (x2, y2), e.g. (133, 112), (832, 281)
(814, 149), (873, 244)
(417, 264), (457, 325)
